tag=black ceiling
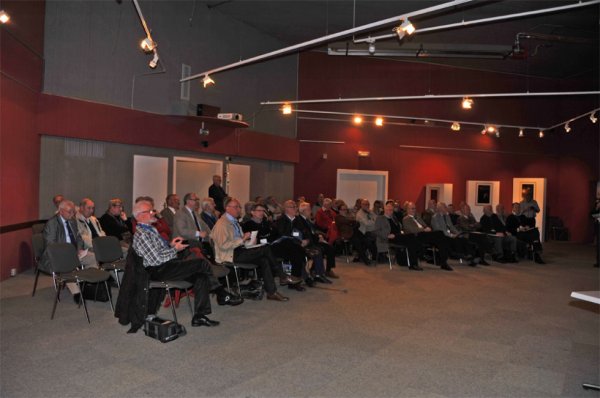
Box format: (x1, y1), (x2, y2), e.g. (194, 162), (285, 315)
(202, 0), (599, 80)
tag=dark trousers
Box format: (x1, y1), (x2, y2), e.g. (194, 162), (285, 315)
(233, 245), (279, 294)
(390, 234), (420, 265)
(349, 230), (377, 262)
(271, 239), (305, 277)
(147, 257), (212, 316)
(448, 236), (478, 258)
(318, 242), (336, 271)
(414, 231), (450, 264)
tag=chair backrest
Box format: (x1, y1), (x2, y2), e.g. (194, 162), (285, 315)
(31, 233), (45, 260)
(45, 243), (81, 273)
(92, 236), (123, 263)
(31, 223), (45, 234)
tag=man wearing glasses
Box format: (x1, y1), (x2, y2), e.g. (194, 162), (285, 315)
(132, 200), (222, 327)
(212, 197), (295, 301)
(99, 198), (132, 242)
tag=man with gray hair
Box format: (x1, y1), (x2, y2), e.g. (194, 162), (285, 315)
(76, 198), (105, 250)
(132, 200), (226, 327)
(42, 200), (98, 303)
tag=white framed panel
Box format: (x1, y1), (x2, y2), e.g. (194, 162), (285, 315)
(513, 177), (547, 242)
(133, 155), (168, 212)
(466, 180), (500, 220)
(425, 183), (453, 207)
(336, 169), (388, 208)
(173, 157), (223, 204)
(228, 163), (251, 205)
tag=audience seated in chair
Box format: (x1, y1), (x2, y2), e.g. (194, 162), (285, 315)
(506, 203), (545, 264)
(211, 197), (292, 302)
(479, 205), (518, 263)
(160, 194), (180, 233)
(403, 201), (453, 271)
(431, 202), (482, 266)
(373, 203), (422, 270)
(200, 197), (219, 230)
(298, 201), (339, 279)
(334, 203), (375, 266)
(421, 199), (437, 227)
(315, 197), (336, 234)
(99, 198), (132, 242)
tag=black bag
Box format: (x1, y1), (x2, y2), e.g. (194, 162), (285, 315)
(81, 282), (112, 302)
(144, 316), (187, 343)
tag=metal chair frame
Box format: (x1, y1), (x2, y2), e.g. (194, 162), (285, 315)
(147, 280), (193, 324)
(92, 236), (126, 288)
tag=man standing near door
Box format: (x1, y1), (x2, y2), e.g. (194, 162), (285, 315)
(209, 174), (227, 214)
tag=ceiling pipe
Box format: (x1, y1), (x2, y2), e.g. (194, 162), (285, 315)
(180, 0), (474, 83)
(260, 91), (600, 106)
(352, 0), (600, 44)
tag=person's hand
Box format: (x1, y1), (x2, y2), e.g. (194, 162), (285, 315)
(424, 227), (432, 232)
(120, 211), (128, 221)
(388, 233), (395, 239)
(495, 232), (504, 237)
(199, 231), (208, 239)
(301, 239), (309, 247)
(242, 232), (251, 241)
(171, 237), (188, 251)
(318, 235), (326, 243)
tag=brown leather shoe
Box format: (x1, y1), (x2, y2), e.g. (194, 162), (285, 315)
(325, 270), (339, 279)
(267, 291), (289, 302)
(279, 275), (303, 285)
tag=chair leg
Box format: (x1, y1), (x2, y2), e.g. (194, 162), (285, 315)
(185, 288), (193, 316)
(405, 248), (411, 267)
(79, 282), (91, 323)
(51, 281), (63, 319)
(105, 281), (114, 313)
(232, 266), (242, 297)
(114, 270), (121, 289)
(387, 249), (393, 270)
(32, 269), (40, 297)
(167, 289), (179, 324)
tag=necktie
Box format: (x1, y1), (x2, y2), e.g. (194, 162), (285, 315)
(87, 220), (99, 239)
(232, 220), (242, 238)
(192, 211), (201, 231)
(65, 220), (77, 248)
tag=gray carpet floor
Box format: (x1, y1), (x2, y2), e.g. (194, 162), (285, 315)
(1, 241), (599, 398)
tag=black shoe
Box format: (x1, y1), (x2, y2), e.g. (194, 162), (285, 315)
(479, 259), (490, 266)
(304, 277), (315, 287)
(352, 256), (361, 262)
(217, 293), (244, 306)
(73, 293), (81, 305)
(192, 315), (220, 327)
(534, 253), (546, 264)
(409, 265), (423, 271)
(468, 260), (478, 267)
(314, 275), (332, 284)
(441, 263), (453, 271)
(288, 283), (306, 291)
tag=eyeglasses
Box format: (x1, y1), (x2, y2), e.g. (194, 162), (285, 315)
(139, 210), (156, 215)
(227, 205), (241, 209)
(111, 204), (123, 207)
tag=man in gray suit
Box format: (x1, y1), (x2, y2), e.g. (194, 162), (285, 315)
(431, 202), (482, 266)
(160, 193), (180, 233)
(174, 193), (212, 257)
(42, 200), (98, 302)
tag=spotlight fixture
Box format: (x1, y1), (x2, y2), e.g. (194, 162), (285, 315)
(394, 19), (415, 40)
(353, 115), (363, 125)
(590, 112), (598, 123)
(281, 103), (292, 115)
(140, 37), (156, 53)
(148, 50), (159, 69)
(202, 75), (215, 88)
(375, 117), (384, 127)
(461, 97), (473, 110)
(495, 130), (500, 138)
(0, 10), (10, 24)
(451, 122), (460, 131)
(539, 130), (544, 138)
(518, 128), (524, 137)
(564, 122), (571, 133)
(481, 127), (487, 135)
(366, 38), (376, 55)
(486, 125), (497, 134)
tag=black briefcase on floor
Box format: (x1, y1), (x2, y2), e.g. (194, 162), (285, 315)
(144, 316), (186, 343)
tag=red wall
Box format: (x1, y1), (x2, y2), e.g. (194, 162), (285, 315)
(0, 0), (45, 280)
(294, 52), (599, 243)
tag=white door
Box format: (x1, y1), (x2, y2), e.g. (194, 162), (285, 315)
(133, 155), (168, 212)
(173, 157), (223, 203)
(336, 169), (388, 207)
(228, 163), (251, 205)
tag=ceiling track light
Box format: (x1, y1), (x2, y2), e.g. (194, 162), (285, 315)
(0, 10), (10, 24)
(590, 112), (598, 123)
(366, 37), (376, 55)
(202, 75), (215, 88)
(394, 19), (415, 41)
(451, 122), (460, 131)
(353, 115), (363, 125)
(375, 117), (384, 127)
(281, 103), (292, 115)
(564, 123), (571, 133)
(140, 37), (156, 53)
(495, 130), (501, 138)
(539, 130), (545, 138)
(148, 50), (159, 69)
(481, 127), (487, 135)
(518, 129), (524, 137)
(461, 97), (473, 110)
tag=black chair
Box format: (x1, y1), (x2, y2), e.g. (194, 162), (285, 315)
(147, 280), (193, 324)
(46, 243), (114, 323)
(218, 261), (260, 297)
(92, 236), (126, 288)
(31, 233), (54, 297)
(388, 244), (412, 270)
(31, 223), (45, 234)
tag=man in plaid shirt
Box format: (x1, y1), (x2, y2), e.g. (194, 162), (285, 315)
(132, 200), (221, 327)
